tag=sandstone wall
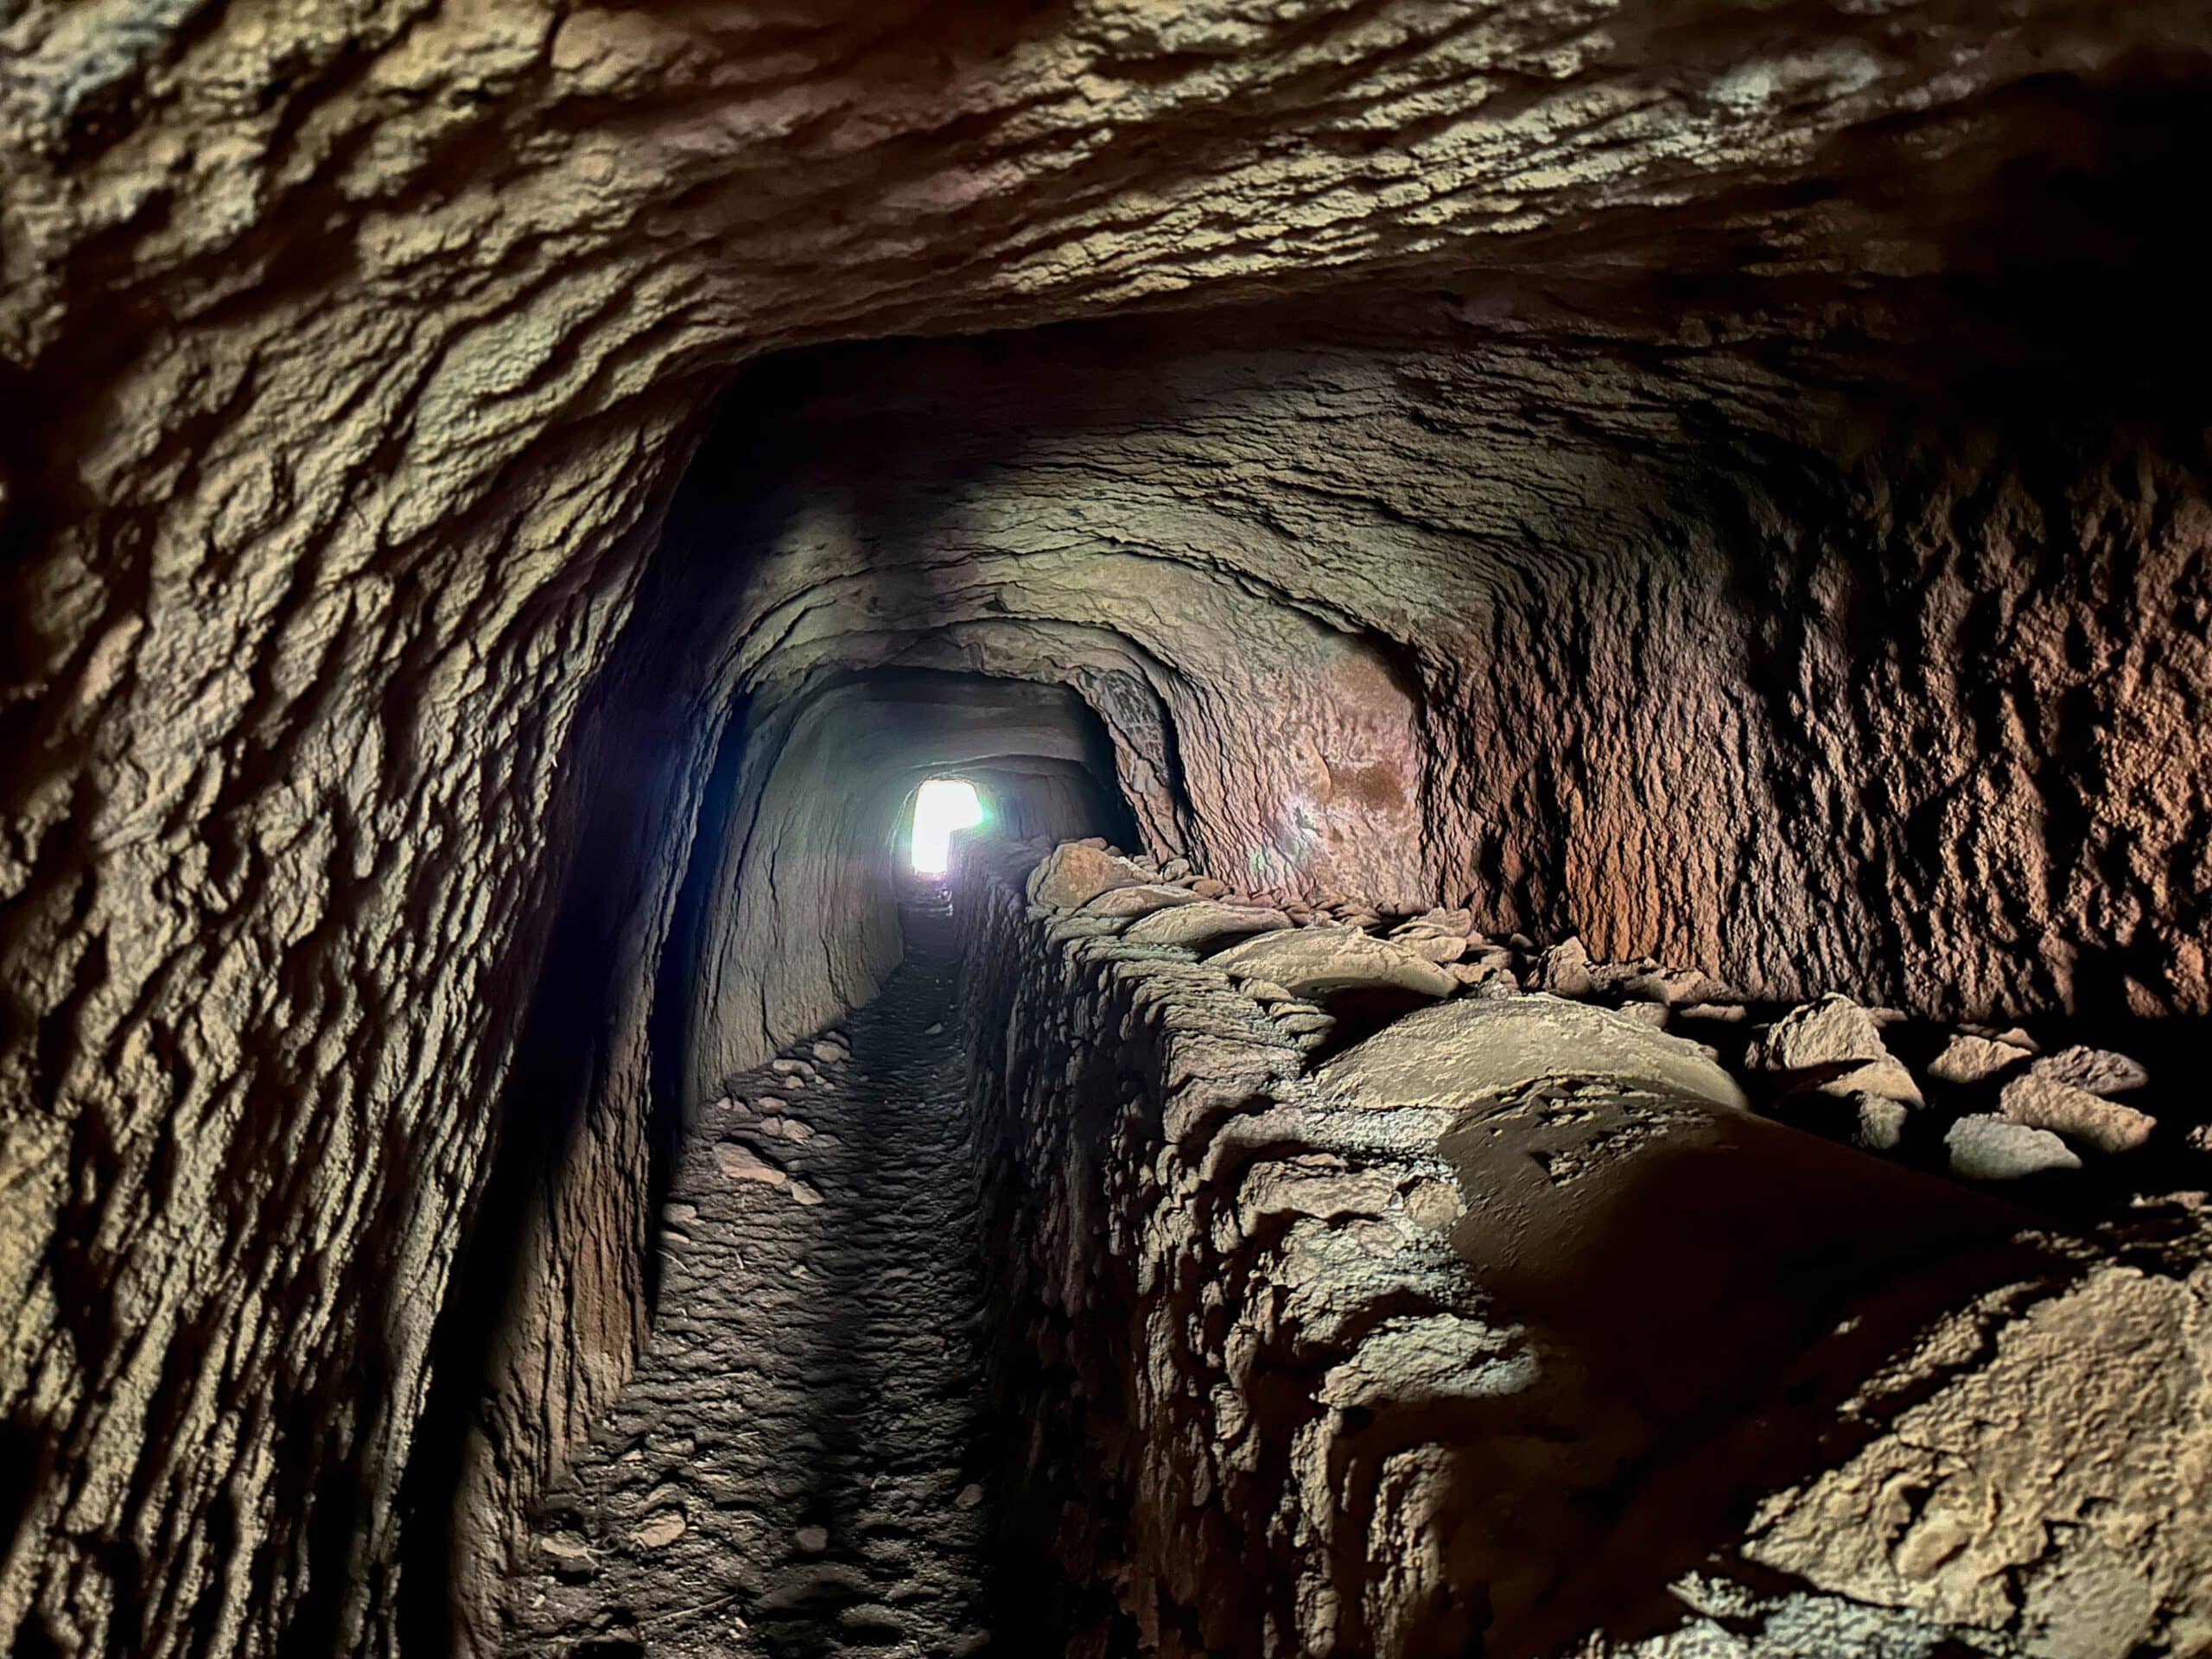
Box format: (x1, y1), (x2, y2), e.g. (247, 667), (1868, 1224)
(681, 675), (1130, 1109)
(766, 305), (2212, 1020)
(957, 839), (2212, 1657)
(6, 6), (2209, 1652)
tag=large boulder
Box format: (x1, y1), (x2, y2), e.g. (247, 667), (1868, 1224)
(1027, 842), (1158, 911)
(1076, 882), (1203, 918)
(1205, 924), (1459, 1001)
(1318, 993), (1749, 1116)
(1122, 899), (1293, 949)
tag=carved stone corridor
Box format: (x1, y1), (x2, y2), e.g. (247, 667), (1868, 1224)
(503, 905), (1017, 1658)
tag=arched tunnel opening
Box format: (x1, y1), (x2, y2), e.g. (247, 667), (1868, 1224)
(7, 13), (2212, 1659)
(906, 780), (984, 878)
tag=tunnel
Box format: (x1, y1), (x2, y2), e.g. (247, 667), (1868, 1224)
(3, 4), (2212, 1657)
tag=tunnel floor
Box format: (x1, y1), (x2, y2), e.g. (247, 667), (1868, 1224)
(503, 903), (1008, 1657)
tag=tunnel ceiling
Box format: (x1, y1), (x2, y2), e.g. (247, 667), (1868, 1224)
(4, 3), (2212, 1656)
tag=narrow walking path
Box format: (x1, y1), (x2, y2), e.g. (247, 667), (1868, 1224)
(505, 905), (1004, 1657)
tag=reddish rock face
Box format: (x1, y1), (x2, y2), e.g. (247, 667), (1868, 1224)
(3, 2), (2209, 1655)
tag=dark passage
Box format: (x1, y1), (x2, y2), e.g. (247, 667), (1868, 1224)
(503, 903), (1014, 1657)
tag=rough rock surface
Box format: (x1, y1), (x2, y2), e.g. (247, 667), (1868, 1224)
(505, 908), (1009, 1656)
(1319, 993), (1750, 1116)
(5, 3), (2212, 1655)
(1999, 1073), (2158, 1155)
(1738, 1245), (2212, 1656)
(1121, 899), (1292, 950)
(955, 841), (2212, 1659)
(1947, 1116), (2085, 1181)
(1205, 922), (1459, 1001)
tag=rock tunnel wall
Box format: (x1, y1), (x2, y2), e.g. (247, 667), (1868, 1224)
(7, 283), (2210, 1656)
(957, 840), (1499, 1656)
(679, 674), (1133, 1109)
(423, 297), (2206, 1650)
(4, 5), (2212, 1655)
(415, 668), (1134, 1649)
(763, 302), (2212, 1021)
(956, 838), (2212, 1658)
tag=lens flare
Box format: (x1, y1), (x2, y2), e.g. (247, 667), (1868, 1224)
(910, 778), (983, 874)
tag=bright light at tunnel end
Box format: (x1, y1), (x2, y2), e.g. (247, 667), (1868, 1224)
(910, 779), (985, 875)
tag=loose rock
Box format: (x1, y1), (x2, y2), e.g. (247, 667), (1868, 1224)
(1027, 842), (1158, 910)
(1818, 1056), (1923, 1108)
(1852, 1096), (1910, 1152)
(1623, 968), (1728, 1007)
(1077, 882), (1204, 918)
(1927, 1033), (2031, 1086)
(714, 1143), (788, 1186)
(630, 1510), (686, 1548)
(1122, 899), (1292, 949)
(1539, 938), (1595, 997)
(1945, 1115), (2082, 1179)
(1749, 994), (1891, 1073)
(1206, 924), (1458, 1001)
(1678, 1001), (1748, 1025)
(1999, 1073), (2156, 1154)
(2031, 1044), (2151, 1096)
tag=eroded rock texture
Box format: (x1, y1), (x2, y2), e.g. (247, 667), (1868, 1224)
(960, 841), (2212, 1658)
(4, 1), (2211, 1655)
